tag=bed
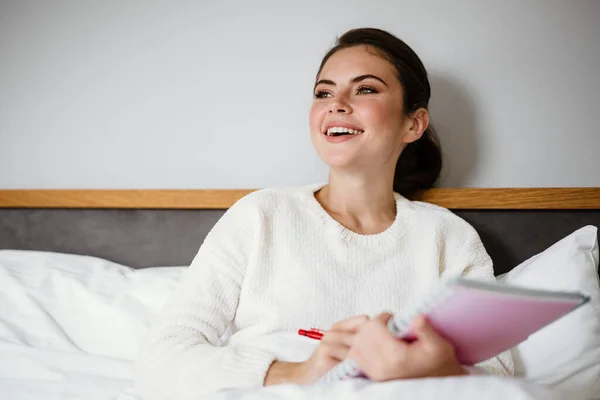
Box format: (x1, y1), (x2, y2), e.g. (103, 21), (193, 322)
(1, 188), (599, 400)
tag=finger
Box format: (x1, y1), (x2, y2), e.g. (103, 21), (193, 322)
(321, 331), (355, 347)
(374, 312), (393, 325)
(350, 321), (410, 381)
(331, 315), (369, 332)
(356, 316), (409, 354)
(360, 315), (396, 340)
(412, 315), (443, 345)
(322, 342), (351, 361)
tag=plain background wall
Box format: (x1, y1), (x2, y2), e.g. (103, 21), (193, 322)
(1, 0), (599, 189)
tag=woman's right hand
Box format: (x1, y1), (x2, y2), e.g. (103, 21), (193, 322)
(265, 315), (369, 386)
(298, 314), (369, 384)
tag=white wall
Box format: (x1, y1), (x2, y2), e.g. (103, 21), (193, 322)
(1, 0), (599, 189)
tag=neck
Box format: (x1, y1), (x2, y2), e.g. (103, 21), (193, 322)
(317, 170), (397, 222)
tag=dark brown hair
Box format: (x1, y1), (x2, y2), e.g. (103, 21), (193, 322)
(316, 28), (442, 199)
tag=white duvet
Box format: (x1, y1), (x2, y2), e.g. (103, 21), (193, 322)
(0, 342), (564, 400)
(195, 377), (564, 400)
(0, 250), (591, 400)
(0, 341), (566, 400)
(0, 339), (565, 400)
(0, 342), (132, 400)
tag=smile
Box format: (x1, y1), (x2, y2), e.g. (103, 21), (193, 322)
(325, 126), (364, 137)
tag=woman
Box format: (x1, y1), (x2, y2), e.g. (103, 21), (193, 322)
(134, 27), (513, 398)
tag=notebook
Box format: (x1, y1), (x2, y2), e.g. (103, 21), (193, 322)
(318, 276), (591, 383)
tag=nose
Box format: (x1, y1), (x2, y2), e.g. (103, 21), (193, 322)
(328, 96), (352, 114)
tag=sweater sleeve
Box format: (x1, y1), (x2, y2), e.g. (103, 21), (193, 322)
(134, 195), (276, 399)
(442, 218), (515, 378)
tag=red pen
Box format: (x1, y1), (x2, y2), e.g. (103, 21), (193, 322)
(298, 328), (324, 340)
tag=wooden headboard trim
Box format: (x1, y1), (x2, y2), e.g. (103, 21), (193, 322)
(0, 188), (599, 209)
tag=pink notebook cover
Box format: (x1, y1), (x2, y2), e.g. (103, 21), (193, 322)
(397, 279), (590, 365)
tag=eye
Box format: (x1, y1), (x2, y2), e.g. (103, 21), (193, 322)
(356, 85), (377, 95)
(314, 90), (332, 99)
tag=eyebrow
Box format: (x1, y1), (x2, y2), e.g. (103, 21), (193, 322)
(314, 74), (388, 91)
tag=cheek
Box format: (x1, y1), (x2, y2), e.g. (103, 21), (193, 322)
(358, 100), (395, 131)
(309, 102), (327, 134)
(358, 101), (405, 153)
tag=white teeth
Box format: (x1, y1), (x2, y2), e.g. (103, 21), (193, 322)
(326, 126), (364, 136)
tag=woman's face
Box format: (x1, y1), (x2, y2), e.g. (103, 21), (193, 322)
(310, 45), (421, 173)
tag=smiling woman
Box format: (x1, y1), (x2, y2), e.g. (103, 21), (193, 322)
(133, 28), (513, 399)
(310, 29), (442, 200)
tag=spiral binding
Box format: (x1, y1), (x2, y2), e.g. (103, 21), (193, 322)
(317, 279), (456, 383)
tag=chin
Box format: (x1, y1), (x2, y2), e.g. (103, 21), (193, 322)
(318, 153), (359, 169)
(312, 135), (368, 167)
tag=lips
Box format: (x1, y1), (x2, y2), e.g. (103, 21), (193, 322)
(322, 123), (365, 137)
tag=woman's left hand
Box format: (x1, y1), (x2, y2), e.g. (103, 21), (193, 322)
(348, 313), (467, 381)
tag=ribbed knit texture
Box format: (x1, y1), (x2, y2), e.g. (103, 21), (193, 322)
(134, 183), (514, 399)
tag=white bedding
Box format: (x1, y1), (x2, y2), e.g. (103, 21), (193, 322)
(0, 341), (565, 400)
(0, 250), (594, 400)
(193, 376), (564, 400)
(0, 250), (182, 400)
(0, 342), (132, 400)
(0, 339), (565, 400)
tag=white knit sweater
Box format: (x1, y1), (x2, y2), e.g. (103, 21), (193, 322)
(134, 184), (514, 398)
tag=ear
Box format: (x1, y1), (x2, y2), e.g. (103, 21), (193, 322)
(401, 108), (429, 144)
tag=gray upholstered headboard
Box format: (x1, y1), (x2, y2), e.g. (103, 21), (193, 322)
(1, 189), (599, 276)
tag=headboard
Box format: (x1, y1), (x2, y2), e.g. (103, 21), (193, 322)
(1, 188), (599, 276)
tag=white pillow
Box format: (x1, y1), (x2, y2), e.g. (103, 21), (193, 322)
(497, 225), (600, 399)
(0, 250), (186, 361)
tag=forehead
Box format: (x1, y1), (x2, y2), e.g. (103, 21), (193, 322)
(318, 45), (397, 82)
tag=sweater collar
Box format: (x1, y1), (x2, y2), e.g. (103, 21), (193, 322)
(299, 183), (413, 249)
